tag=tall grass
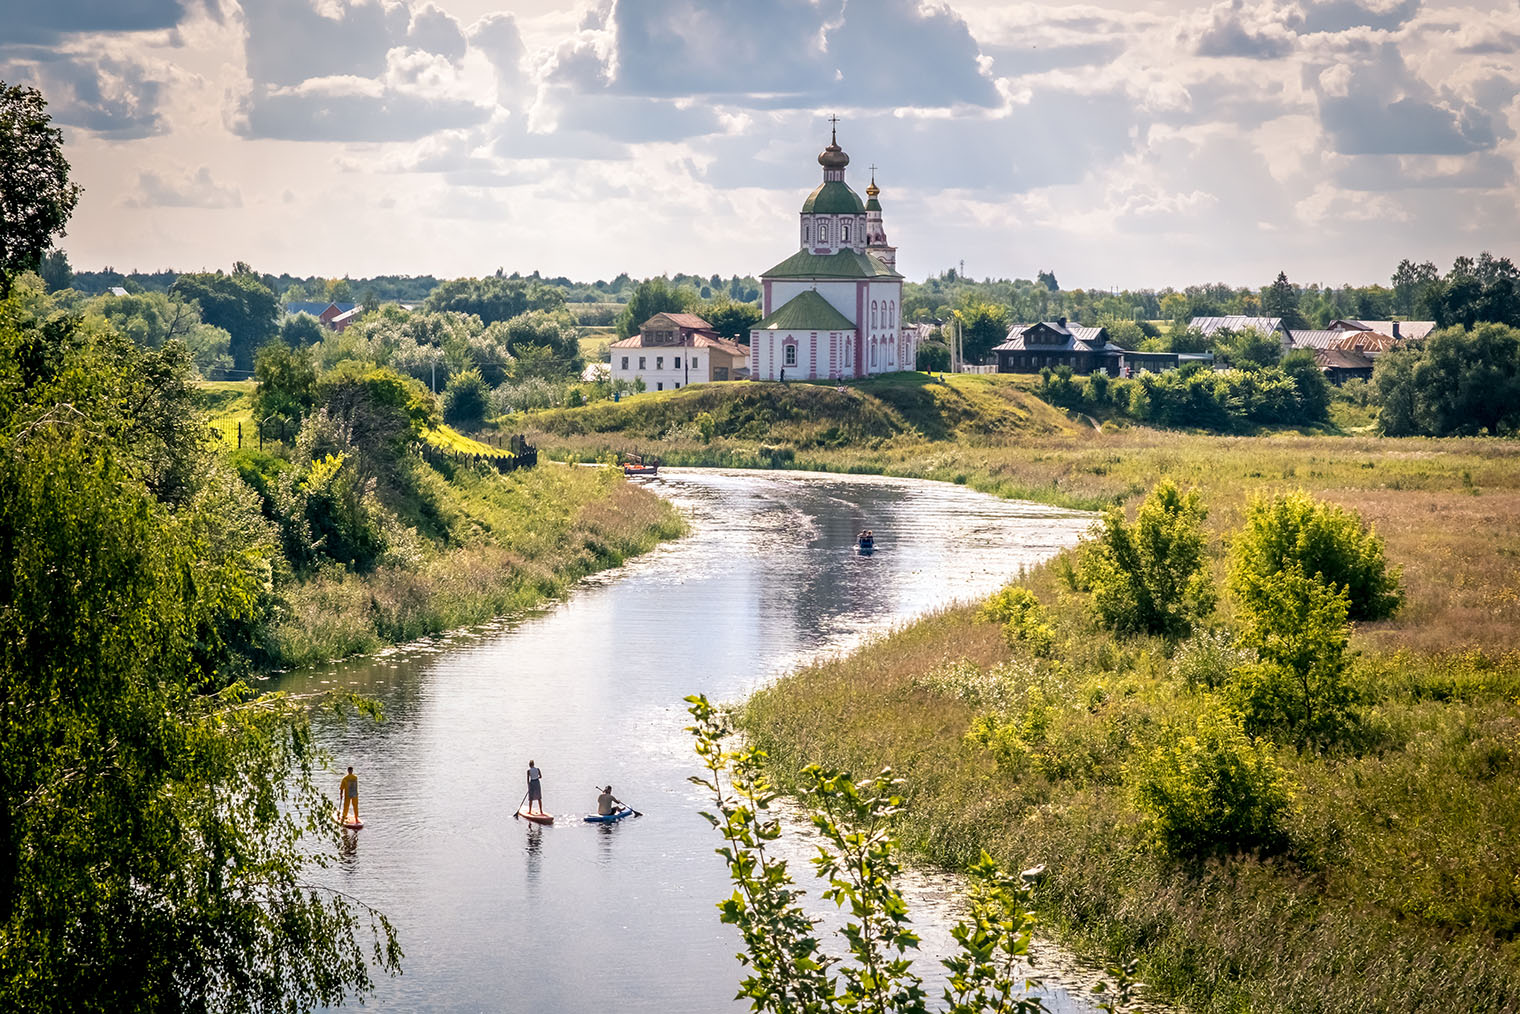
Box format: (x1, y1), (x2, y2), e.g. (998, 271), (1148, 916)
(267, 464), (683, 667)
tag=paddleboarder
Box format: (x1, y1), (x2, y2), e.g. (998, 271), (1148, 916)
(339, 766), (359, 825)
(526, 760), (544, 815)
(596, 785), (624, 817)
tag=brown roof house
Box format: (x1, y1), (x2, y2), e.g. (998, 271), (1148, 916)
(610, 312), (749, 392)
(1314, 348), (1376, 385)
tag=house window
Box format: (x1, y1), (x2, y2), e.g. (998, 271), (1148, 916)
(621, 356), (629, 369)
(674, 357), (681, 368)
(784, 344), (797, 366)
(715, 366), (729, 381)
(638, 356), (646, 369)
(674, 383), (680, 389)
(656, 382), (664, 391)
(691, 357), (699, 369)
(656, 356), (664, 369)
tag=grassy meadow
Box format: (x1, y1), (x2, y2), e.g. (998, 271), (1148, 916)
(517, 372), (1520, 1014)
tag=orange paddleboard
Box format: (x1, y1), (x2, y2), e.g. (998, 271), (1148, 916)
(517, 808), (554, 825)
(334, 812), (364, 829)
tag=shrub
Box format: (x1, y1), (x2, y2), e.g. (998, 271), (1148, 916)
(1232, 565), (1357, 744)
(442, 367), (489, 430)
(1171, 628), (1254, 691)
(1077, 479), (1215, 639)
(251, 340), (316, 423)
(1229, 489), (1401, 622)
(979, 586), (1055, 657)
(1126, 702), (1296, 857)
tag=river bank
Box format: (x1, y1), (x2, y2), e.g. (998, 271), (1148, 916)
(518, 376), (1520, 1012)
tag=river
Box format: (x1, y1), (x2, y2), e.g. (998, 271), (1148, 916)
(281, 467), (1098, 1012)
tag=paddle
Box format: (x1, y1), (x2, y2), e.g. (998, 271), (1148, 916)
(593, 786), (642, 818)
(512, 788), (529, 819)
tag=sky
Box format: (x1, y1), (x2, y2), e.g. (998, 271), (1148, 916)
(2, 0), (1517, 289)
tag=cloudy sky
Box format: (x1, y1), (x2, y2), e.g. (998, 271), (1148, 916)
(3, 0), (1517, 288)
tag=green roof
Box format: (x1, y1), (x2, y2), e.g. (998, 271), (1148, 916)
(800, 180), (865, 215)
(761, 247), (902, 280)
(754, 290), (857, 332)
(864, 196), (882, 211)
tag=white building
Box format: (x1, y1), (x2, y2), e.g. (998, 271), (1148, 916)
(750, 126), (919, 381)
(609, 312), (749, 392)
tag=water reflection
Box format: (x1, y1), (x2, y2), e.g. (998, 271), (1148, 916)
(282, 468), (1096, 1012)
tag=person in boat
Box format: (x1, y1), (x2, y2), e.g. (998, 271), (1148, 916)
(597, 785), (624, 817)
(526, 759), (544, 815)
(339, 766), (359, 824)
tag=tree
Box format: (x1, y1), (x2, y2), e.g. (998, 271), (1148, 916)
(38, 248), (71, 291)
(702, 299), (762, 343)
(1212, 326), (1282, 370)
(916, 340), (950, 371)
(252, 340), (317, 425)
(1279, 348), (1330, 422)
(1432, 252), (1520, 329)
(957, 302), (1010, 364)
(615, 278), (691, 337)
(442, 366), (489, 430)
(1373, 323), (1520, 436)
(1230, 489), (1401, 622)
(1077, 479), (1215, 639)
(1261, 271), (1307, 329)
(422, 276), (565, 326)
(496, 309), (581, 373)
(170, 271), (279, 374)
(280, 311), (327, 347)
(1391, 259), (1439, 318)
(84, 290), (233, 379)
(1036, 268), (1059, 292)
(0, 84), (82, 298)
(0, 289), (401, 1009)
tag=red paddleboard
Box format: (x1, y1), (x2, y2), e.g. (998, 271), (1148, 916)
(334, 812), (364, 830)
(517, 808), (554, 825)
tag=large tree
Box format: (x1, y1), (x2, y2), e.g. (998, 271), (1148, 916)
(1261, 271), (1308, 329)
(1374, 322), (1520, 435)
(170, 270), (279, 374)
(422, 276), (565, 326)
(0, 290), (401, 1009)
(615, 277), (691, 337)
(957, 301), (1011, 364)
(0, 83), (81, 297)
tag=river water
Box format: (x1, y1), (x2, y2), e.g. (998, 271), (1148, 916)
(282, 468), (1097, 1012)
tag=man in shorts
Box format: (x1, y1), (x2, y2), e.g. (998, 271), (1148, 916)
(526, 760), (544, 815)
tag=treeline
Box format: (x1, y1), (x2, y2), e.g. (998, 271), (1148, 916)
(902, 253), (1520, 335)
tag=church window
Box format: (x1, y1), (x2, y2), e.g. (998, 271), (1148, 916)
(804, 222), (810, 244)
(871, 301), (877, 328)
(842, 222), (850, 243)
(784, 344), (797, 366)
(820, 221), (829, 243)
(871, 340), (878, 368)
(889, 300), (895, 327)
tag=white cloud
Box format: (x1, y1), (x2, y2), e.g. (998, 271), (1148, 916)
(126, 166), (242, 208)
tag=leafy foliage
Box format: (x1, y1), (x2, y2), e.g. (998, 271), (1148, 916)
(421, 275), (565, 326)
(979, 586), (1055, 657)
(615, 277), (692, 337)
(0, 83), (81, 297)
(1077, 480), (1215, 639)
(687, 694), (1089, 1014)
(442, 366), (489, 430)
(252, 340), (317, 425)
(1374, 323), (1520, 436)
(957, 303), (1011, 365)
(1126, 703), (1296, 857)
(1229, 489), (1401, 622)
(701, 298), (762, 343)
(169, 270), (279, 374)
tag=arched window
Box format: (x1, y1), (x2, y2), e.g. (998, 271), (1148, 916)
(804, 222), (810, 244)
(871, 301), (878, 328)
(871, 339), (878, 368)
(819, 221), (829, 243)
(842, 222), (850, 243)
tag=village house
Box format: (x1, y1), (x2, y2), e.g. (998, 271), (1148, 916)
(284, 301), (360, 331)
(992, 318), (1183, 376)
(1190, 315), (1436, 359)
(748, 124), (921, 380)
(1314, 348), (1376, 384)
(609, 312), (748, 392)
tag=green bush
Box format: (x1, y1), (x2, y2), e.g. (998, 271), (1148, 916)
(979, 586), (1055, 657)
(1171, 628), (1253, 691)
(1232, 565), (1357, 744)
(442, 366), (489, 430)
(1077, 479), (1215, 639)
(1126, 702), (1296, 857)
(1229, 489), (1401, 622)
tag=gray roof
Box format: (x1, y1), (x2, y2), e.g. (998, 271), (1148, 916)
(1329, 319), (1436, 341)
(1190, 316), (1284, 336)
(1286, 329), (1348, 350)
(284, 301), (356, 316)
(993, 322), (1129, 355)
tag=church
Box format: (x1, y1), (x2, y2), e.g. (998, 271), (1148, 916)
(749, 125), (918, 381)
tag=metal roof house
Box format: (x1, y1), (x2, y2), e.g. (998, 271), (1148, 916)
(993, 319), (1182, 376)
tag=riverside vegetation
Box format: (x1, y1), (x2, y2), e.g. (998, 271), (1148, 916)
(521, 374), (1520, 1012)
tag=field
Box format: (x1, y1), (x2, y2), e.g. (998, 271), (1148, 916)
(519, 372), (1520, 1014)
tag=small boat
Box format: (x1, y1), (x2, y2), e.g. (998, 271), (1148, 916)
(857, 534), (875, 554)
(517, 808), (555, 825)
(583, 806), (638, 824)
(621, 452), (659, 476)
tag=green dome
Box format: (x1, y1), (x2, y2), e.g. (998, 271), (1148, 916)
(865, 196), (881, 211)
(801, 180), (865, 215)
